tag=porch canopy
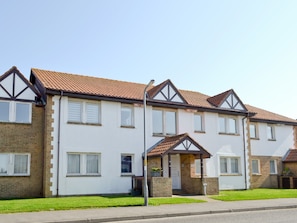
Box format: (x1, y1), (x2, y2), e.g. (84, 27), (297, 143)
(147, 133), (211, 178)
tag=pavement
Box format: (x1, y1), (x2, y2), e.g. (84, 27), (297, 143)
(1, 196), (297, 223)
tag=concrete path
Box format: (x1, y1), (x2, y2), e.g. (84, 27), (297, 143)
(1, 197), (297, 223)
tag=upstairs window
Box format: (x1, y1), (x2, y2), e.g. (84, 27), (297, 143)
(0, 153), (30, 176)
(121, 104), (134, 127)
(249, 123), (258, 139)
(153, 109), (176, 136)
(68, 99), (101, 124)
(0, 101), (31, 123)
(267, 125), (276, 140)
(194, 113), (204, 132)
(219, 116), (237, 134)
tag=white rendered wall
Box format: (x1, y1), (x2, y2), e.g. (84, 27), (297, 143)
(250, 123), (294, 157)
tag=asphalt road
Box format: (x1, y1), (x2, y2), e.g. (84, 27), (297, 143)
(111, 209), (297, 223)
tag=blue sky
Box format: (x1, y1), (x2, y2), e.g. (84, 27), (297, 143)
(1, 1), (297, 118)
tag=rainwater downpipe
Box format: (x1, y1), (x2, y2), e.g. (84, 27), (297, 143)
(242, 115), (248, 190)
(56, 91), (63, 197)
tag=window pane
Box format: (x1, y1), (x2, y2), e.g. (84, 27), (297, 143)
(121, 106), (133, 126)
(228, 118), (236, 134)
(16, 103), (30, 123)
(267, 126), (274, 139)
(86, 103), (99, 124)
(219, 117), (226, 133)
(252, 160), (259, 174)
(0, 102), (9, 122)
(270, 160), (276, 174)
(165, 111), (176, 135)
(194, 114), (202, 131)
(231, 158), (239, 173)
(195, 159), (201, 174)
(86, 154), (99, 174)
(68, 101), (82, 122)
(250, 124), (256, 138)
(14, 154), (28, 174)
(220, 158), (227, 173)
(153, 110), (163, 134)
(67, 154), (80, 174)
(0, 154), (8, 174)
(121, 155), (132, 173)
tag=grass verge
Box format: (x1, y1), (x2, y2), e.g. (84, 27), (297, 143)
(211, 188), (297, 201)
(0, 196), (204, 214)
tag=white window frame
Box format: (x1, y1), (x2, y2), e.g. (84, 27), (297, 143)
(267, 124), (276, 140)
(249, 123), (258, 139)
(152, 108), (177, 136)
(218, 115), (238, 134)
(252, 159), (261, 175)
(121, 104), (134, 127)
(67, 153), (101, 176)
(270, 160), (277, 174)
(68, 99), (101, 125)
(194, 113), (204, 132)
(219, 156), (241, 175)
(0, 100), (32, 123)
(121, 154), (134, 175)
(0, 153), (30, 176)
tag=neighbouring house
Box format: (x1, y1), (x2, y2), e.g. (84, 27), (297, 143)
(1, 66), (297, 198)
(0, 67), (43, 198)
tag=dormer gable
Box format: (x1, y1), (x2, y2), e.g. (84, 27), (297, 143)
(147, 79), (187, 104)
(207, 89), (247, 111)
(0, 66), (40, 103)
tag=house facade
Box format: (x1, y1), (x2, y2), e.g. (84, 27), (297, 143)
(0, 67), (43, 198)
(1, 66), (297, 198)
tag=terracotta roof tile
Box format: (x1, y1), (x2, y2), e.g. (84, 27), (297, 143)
(246, 104), (297, 124)
(147, 133), (211, 158)
(31, 68), (150, 100)
(207, 89), (232, 107)
(30, 68), (297, 124)
(283, 149), (297, 162)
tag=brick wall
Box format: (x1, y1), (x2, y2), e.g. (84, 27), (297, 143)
(181, 154), (219, 195)
(43, 96), (54, 197)
(250, 155), (282, 189)
(149, 177), (172, 197)
(0, 104), (44, 199)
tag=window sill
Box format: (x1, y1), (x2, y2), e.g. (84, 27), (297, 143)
(67, 122), (102, 126)
(121, 174), (134, 177)
(120, 125), (135, 129)
(66, 174), (101, 177)
(268, 139), (276, 141)
(220, 174), (242, 176)
(252, 173), (262, 176)
(194, 131), (205, 134)
(0, 121), (31, 125)
(0, 174), (30, 177)
(251, 137), (260, 140)
(153, 133), (177, 137)
(219, 132), (240, 136)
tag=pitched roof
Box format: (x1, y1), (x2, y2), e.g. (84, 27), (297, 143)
(31, 68), (149, 100)
(147, 133), (211, 158)
(207, 89), (232, 107)
(30, 68), (297, 125)
(283, 149), (297, 163)
(246, 104), (297, 125)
